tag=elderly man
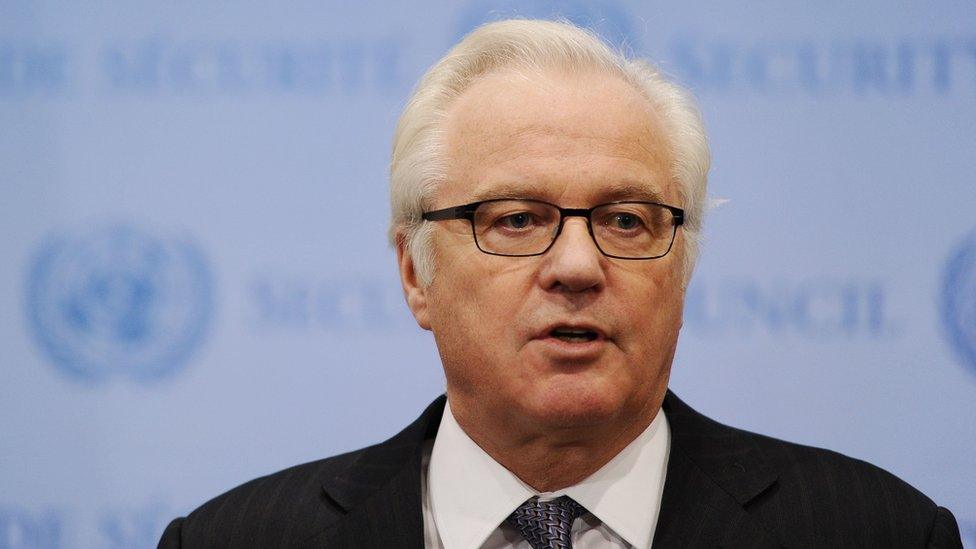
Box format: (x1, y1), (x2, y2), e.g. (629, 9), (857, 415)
(159, 20), (962, 548)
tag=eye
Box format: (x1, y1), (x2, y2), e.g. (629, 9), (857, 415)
(610, 212), (644, 231)
(497, 212), (535, 230)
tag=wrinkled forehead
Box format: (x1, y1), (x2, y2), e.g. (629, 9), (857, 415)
(439, 68), (675, 207)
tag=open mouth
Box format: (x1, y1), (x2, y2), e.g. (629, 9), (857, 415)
(549, 327), (600, 343)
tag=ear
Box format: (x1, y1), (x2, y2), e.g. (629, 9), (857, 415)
(395, 230), (432, 331)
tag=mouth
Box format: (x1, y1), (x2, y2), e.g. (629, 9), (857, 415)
(532, 323), (610, 361)
(548, 327), (600, 343)
(539, 324), (606, 344)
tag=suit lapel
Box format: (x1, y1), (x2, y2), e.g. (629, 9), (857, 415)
(653, 391), (781, 548)
(303, 396), (446, 549)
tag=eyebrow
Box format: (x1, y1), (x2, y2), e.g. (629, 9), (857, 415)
(469, 181), (667, 205)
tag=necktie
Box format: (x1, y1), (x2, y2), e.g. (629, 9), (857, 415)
(506, 495), (588, 549)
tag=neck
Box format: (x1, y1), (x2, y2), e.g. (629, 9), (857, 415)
(449, 395), (663, 492)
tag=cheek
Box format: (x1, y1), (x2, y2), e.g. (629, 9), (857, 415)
(426, 262), (537, 373)
(615, 268), (685, 341)
(426, 266), (505, 354)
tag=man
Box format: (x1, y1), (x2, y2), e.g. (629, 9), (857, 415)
(159, 20), (962, 548)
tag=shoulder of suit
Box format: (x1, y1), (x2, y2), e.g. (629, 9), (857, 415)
(728, 423), (935, 509)
(174, 445), (368, 546)
(168, 397), (446, 547)
(712, 420), (943, 543)
(758, 431), (947, 544)
(664, 392), (946, 544)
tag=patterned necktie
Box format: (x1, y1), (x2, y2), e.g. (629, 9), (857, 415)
(506, 496), (588, 549)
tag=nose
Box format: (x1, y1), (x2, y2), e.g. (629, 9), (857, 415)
(537, 217), (607, 293)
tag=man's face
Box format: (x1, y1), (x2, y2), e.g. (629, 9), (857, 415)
(398, 68), (686, 437)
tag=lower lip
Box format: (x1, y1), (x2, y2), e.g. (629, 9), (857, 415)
(531, 336), (608, 360)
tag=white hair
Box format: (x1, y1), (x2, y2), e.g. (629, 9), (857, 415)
(389, 19), (710, 286)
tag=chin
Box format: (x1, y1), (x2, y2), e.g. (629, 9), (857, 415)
(526, 382), (624, 429)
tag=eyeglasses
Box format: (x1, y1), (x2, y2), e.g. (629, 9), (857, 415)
(422, 198), (684, 260)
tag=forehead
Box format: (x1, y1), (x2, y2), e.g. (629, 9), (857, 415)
(440, 68), (674, 205)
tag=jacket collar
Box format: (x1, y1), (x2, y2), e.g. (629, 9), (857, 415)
(653, 391), (780, 547)
(313, 392), (780, 548)
(308, 396), (445, 548)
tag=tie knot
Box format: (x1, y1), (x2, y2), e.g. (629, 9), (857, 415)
(506, 496), (588, 549)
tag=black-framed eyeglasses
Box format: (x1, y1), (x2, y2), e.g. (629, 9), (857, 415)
(421, 198), (684, 260)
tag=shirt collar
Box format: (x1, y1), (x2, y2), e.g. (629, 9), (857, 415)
(560, 408), (670, 548)
(428, 401), (670, 549)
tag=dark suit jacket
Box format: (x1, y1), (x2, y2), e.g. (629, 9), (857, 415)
(159, 391), (962, 548)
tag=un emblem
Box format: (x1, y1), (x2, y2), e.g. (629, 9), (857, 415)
(26, 224), (213, 383)
(942, 230), (976, 375)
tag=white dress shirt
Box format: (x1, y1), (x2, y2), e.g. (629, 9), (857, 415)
(421, 401), (671, 549)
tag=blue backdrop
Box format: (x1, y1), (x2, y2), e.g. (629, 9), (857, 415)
(2, 2), (974, 547)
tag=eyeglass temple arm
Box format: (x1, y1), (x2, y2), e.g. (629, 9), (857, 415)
(421, 204), (477, 221)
